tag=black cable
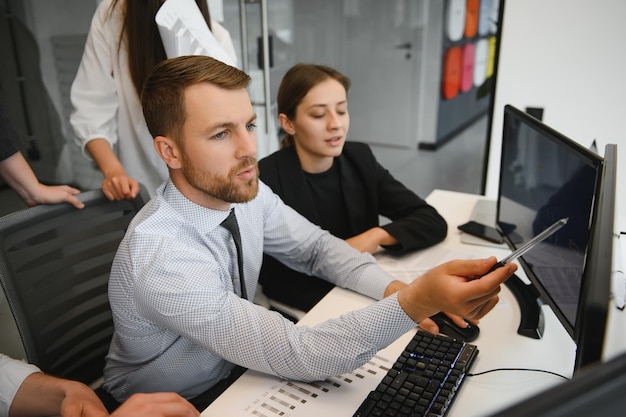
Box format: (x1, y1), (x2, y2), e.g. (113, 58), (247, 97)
(467, 367), (570, 380)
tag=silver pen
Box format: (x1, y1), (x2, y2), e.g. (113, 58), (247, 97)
(488, 217), (569, 273)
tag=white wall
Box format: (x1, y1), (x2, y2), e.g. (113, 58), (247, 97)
(487, 0), (626, 230)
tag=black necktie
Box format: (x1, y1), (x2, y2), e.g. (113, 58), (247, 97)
(220, 209), (247, 299)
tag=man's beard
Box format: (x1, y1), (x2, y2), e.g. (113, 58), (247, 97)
(181, 155), (259, 203)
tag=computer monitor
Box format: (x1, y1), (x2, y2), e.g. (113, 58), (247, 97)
(489, 349), (626, 417)
(573, 142), (617, 372)
(496, 105), (616, 373)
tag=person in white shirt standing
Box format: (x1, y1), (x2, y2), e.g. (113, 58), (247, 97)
(70, 0), (237, 200)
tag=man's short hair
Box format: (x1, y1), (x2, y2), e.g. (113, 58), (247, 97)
(141, 55), (251, 141)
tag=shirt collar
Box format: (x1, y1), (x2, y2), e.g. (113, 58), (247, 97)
(159, 179), (233, 231)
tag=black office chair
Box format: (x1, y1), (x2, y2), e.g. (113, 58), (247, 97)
(0, 187), (147, 386)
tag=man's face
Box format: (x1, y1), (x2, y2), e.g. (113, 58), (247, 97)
(174, 83), (258, 209)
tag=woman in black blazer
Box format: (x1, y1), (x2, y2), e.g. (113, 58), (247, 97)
(258, 64), (448, 312)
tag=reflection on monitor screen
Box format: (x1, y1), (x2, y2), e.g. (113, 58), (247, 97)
(498, 105), (603, 339)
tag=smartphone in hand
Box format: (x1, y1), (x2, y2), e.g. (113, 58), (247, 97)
(457, 221), (504, 244)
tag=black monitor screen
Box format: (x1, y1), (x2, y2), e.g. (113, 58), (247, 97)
(497, 105), (603, 338)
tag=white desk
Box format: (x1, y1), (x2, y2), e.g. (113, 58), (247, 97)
(202, 189), (580, 417)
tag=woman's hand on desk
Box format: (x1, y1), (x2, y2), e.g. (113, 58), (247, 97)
(396, 257), (517, 324)
(346, 227), (398, 254)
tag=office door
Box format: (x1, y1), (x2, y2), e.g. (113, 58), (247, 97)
(340, 0), (424, 148)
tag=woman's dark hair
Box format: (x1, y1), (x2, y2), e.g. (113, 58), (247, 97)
(276, 64), (350, 148)
(110, 0), (212, 96)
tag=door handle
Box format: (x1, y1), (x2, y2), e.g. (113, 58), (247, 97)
(395, 42), (412, 49)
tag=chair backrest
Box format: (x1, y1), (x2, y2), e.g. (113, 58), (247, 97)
(0, 188), (147, 385)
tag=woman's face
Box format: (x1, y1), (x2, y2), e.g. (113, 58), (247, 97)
(282, 78), (349, 172)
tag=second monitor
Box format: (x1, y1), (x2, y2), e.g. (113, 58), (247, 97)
(496, 105), (616, 373)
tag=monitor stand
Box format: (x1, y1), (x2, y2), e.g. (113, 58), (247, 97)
(504, 273), (545, 339)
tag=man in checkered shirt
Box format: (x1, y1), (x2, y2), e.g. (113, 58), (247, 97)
(101, 55), (516, 411)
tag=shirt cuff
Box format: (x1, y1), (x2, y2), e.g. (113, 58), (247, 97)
(356, 261), (397, 301)
(0, 355), (41, 416)
(352, 293), (418, 350)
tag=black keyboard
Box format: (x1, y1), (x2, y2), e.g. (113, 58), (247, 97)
(353, 330), (478, 417)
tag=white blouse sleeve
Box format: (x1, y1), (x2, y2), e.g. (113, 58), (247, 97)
(0, 354), (41, 416)
(70, 0), (122, 157)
